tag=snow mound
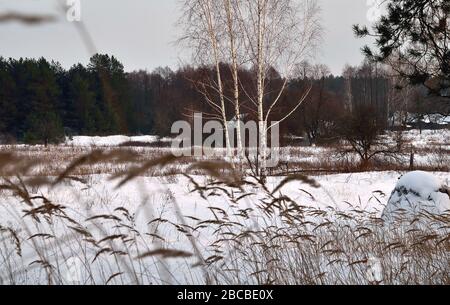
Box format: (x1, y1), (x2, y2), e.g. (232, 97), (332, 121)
(382, 171), (450, 222)
(65, 135), (160, 147)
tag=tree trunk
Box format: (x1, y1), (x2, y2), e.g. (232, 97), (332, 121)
(224, 0), (243, 161)
(203, 0), (231, 157)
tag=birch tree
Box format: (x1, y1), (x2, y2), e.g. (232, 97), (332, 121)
(236, 0), (321, 174)
(223, 0), (244, 159)
(179, 0), (321, 174)
(179, 0), (232, 155)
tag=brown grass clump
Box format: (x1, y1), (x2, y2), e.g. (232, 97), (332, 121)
(0, 150), (448, 285)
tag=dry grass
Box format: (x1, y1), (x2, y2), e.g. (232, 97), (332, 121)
(0, 150), (448, 285)
(1, 134), (448, 178)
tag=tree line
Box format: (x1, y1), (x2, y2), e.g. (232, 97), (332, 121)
(0, 54), (133, 144)
(0, 53), (443, 146)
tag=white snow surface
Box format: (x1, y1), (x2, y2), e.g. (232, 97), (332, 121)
(0, 171), (449, 284)
(65, 135), (160, 147)
(382, 171), (450, 222)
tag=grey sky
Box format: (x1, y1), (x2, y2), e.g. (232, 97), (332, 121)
(0, 0), (376, 75)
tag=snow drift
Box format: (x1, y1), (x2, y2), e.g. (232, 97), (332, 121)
(382, 171), (450, 222)
(65, 135), (160, 147)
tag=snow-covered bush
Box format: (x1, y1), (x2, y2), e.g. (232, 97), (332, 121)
(382, 171), (450, 223)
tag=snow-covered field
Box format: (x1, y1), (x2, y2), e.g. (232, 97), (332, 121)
(62, 129), (450, 148)
(0, 129), (449, 285)
(0, 170), (448, 285)
(398, 129), (450, 148)
(65, 135), (164, 147)
(0, 129), (448, 178)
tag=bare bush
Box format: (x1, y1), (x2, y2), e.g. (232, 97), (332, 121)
(337, 105), (405, 169)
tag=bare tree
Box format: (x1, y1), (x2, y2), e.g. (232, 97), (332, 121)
(299, 64), (332, 145)
(223, 0), (245, 160)
(343, 64), (357, 113)
(337, 104), (403, 169)
(179, 0), (232, 155)
(179, 0), (321, 174)
(235, 0), (321, 173)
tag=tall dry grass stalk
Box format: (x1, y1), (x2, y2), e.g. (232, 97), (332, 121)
(0, 150), (448, 285)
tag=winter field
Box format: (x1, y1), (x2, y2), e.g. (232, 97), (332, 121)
(0, 129), (449, 285)
(3, 129), (450, 176)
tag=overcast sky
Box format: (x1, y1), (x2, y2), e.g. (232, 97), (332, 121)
(0, 0), (377, 76)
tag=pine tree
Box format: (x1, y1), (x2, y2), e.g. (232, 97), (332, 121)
(65, 64), (98, 134)
(354, 0), (449, 101)
(0, 57), (18, 141)
(22, 58), (64, 145)
(87, 54), (131, 134)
